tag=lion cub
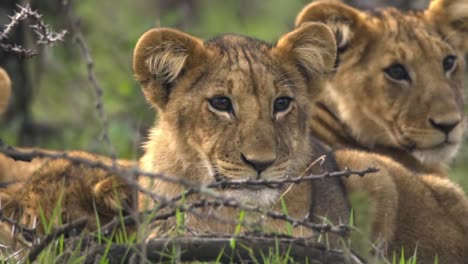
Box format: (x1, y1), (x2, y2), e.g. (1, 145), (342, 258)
(0, 24), (351, 250)
(297, 0), (467, 173)
(296, 0), (468, 262)
(0, 69), (46, 184)
(0, 68), (11, 115)
(133, 24), (349, 236)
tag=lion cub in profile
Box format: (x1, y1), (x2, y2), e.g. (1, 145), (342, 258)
(296, 0), (468, 262)
(0, 23), (351, 250)
(0, 68), (11, 115)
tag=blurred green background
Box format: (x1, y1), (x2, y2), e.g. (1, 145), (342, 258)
(0, 0), (467, 189)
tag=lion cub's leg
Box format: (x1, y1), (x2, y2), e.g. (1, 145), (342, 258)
(334, 150), (398, 250)
(419, 174), (468, 231)
(91, 175), (135, 216)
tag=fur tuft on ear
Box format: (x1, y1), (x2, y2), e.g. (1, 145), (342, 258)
(0, 68), (11, 115)
(145, 42), (189, 84)
(274, 22), (337, 80)
(133, 28), (210, 109)
(295, 1), (367, 52)
(427, 0), (468, 53)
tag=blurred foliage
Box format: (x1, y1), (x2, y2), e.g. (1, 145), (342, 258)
(0, 0), (467, 188)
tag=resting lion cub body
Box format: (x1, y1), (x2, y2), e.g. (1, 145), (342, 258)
(0, 24), (351, 250)
(296, 0), (468, 262)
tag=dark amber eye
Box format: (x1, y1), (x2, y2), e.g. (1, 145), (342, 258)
(274, 97), (293, 113)
(384, 63), (410, 82)
(443, 55), (457, 73)
(209, 96), (233, 112)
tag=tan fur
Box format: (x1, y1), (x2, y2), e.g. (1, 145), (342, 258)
(134, 25), (350, 237)
(296, 1), (468, 262)
(0, 155), (46, 183)
(336, 150), (468, 262)
(0, 68), (11, 115)
(0, 69), (44, 184)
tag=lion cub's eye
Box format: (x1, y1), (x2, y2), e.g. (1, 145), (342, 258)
(209, 96), (233, 112)
(274, 97), (293, 113)
(442, 55), (457, 73)
(383, 63), (411, 82)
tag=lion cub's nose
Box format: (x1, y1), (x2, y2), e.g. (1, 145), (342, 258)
(429, 118), (460, 135)
(240, 153), (276, 174)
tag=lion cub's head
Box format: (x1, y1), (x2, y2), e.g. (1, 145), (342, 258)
(0, 68), (11, 115)
(133, 24), (336, 203)
(296, 0), (468, 165)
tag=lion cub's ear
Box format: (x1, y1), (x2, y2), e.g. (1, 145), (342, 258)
(0, 68), (11, 115)
(273, 22), (336, 81)
(427, 0), (468, 53)
(295, 1), (368, 54)
(133, 28), (211, 110)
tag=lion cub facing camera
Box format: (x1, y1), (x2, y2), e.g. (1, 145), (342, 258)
(134, 23), (350, 236)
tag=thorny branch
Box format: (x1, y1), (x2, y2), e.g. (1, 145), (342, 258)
(0, 145), (377, 191)
(0, 4), (67, 57)
(63, 1), (117, 162)
(0, 145), (372, 237)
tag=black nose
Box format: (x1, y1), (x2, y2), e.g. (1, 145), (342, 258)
(429, 118), (460, 135)
(241, 153), (275, 174)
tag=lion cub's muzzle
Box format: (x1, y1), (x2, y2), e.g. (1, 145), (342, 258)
(428, 117), (462, 139)
(240, 152), (276, 177)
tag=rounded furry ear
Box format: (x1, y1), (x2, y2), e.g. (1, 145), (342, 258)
(133, 28), (210, 109)
(0, 68), (11, 115)
(273, 22), (337, 80)
(295, 1), (367, 52)
(426, 0), (468, 53)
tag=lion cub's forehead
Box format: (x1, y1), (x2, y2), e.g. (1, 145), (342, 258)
(205, 34), (273, 56)
(203, 35), (295, 95)
(368, 8), (453, 56)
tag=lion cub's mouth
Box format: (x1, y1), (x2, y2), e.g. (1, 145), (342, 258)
(413, 140), (458, 151)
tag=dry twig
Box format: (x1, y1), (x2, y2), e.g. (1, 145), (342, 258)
(63, 1), (117, 161)
(27, 217), (88, 263)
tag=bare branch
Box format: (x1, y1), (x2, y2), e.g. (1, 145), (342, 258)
(82, 236), (350, 263)
(63, 1), (117, 161)
(27, 217), (88, 263)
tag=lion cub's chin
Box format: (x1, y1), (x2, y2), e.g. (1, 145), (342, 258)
(412, 142), (462, 165)
(222, 188), (281, 208)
